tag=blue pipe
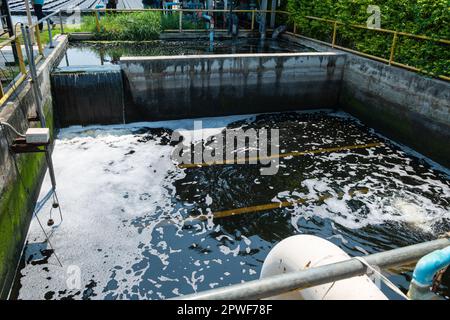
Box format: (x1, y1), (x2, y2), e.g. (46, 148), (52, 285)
(412, 246), (450, 286)
(201, 14), (214, 46)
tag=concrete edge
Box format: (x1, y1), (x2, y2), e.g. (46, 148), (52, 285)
(53, 64), (121, 74)
(119, 51), (345, 62)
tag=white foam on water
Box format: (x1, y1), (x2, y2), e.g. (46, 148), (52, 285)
(277, 147), (450, 232)
(18, 114), (257, 300)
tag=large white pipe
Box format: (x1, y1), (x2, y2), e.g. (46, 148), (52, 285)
(260, 235), (388, 299)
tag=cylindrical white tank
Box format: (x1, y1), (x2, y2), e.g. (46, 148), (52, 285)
(260, 235), (388, 300)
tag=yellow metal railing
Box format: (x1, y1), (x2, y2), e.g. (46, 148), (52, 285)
(284, 14), (450, 81)
(0, 23), (45, 107)
(87, 8), (449, 80)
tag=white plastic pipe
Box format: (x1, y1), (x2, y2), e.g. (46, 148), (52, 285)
(260, 235), (388, 299)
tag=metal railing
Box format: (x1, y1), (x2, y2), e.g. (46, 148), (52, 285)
(88, 8), (449, 81)
(0, 8), (67, 107)
(90, 8), (273, 33)
(292, 15), (450, 81)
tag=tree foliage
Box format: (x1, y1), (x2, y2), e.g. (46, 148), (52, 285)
(286, 0), (449, 77)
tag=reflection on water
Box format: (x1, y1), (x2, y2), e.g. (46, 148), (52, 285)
(15, 112), (450, 300)
(59, 39), (315, 66)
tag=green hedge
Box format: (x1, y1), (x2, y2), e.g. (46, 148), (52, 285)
(287, 0), (449, 77)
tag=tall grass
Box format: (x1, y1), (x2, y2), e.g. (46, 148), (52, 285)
(85, 12), (162, 41)
(79, 12), (206, 40)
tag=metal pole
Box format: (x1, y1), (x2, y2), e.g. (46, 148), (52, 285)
(269, 0), (276, 29)
(95, 10), (101, 32)
(179, 10), (182, 32)
(259, 0), (268, 40)
(22, 24), (44, 122)
(23, 0), (35, 43)
(46, 19), (54, 48)
(14, 36), (27, 75)
(389, 32), (398, 65)
(176, 237), (450, 300)
(59, 10), (64, 34)
(251, 10), (255, 31)
(21, 24), (57, 190)
(332, 21), (337, 47)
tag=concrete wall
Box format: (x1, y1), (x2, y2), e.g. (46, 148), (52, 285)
(120, 52), (346, 121)
(282, 34), (450, 168)
(0, 35), (68, 298)
(51, 65), (124, 126)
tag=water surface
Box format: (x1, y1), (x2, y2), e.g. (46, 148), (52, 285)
(14, 111), (450, 300)
(59, 39), (314, 66)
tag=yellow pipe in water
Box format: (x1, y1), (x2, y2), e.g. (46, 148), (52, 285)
(178, 142), (383, 169)
(188, 188), (370, 221)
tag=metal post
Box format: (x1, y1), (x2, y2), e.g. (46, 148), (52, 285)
(14, 37), (27, 75)
(293, 23), (297, 34)
(45, 149), (57, 189)
(47, 19), (54, 48)
(176, 237), (450, 300)
(21, 24), (57, 190)
(269, 0), (276, 29)
(259, 0), (268, 39)
(23, 0), (35, 43)
(21, 24), (44, 123)
(59, 10), (64, 34)
(251, 10), (255, 31)
(332, 21), (337, 47)
(34, 25), (44, 56)
(179, 10), (182, 32)
(95, 10), (101, 32)
(389, 32), (398, 65)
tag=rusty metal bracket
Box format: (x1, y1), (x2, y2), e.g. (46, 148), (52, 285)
(9, 137), (49, 154)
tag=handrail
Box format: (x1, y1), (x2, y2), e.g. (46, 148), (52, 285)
(304, 15), (450, 45)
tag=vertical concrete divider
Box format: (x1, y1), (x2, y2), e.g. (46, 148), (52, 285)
(51, 65), (125, 126)
(120, 52), (346, 121)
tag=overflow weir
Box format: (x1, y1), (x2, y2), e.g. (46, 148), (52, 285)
(51, 52), (346, 125)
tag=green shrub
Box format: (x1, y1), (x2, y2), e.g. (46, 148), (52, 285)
(81, 12), (206, 40)
(88, 12), (162, 41)
(287, 0), (449, 78)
